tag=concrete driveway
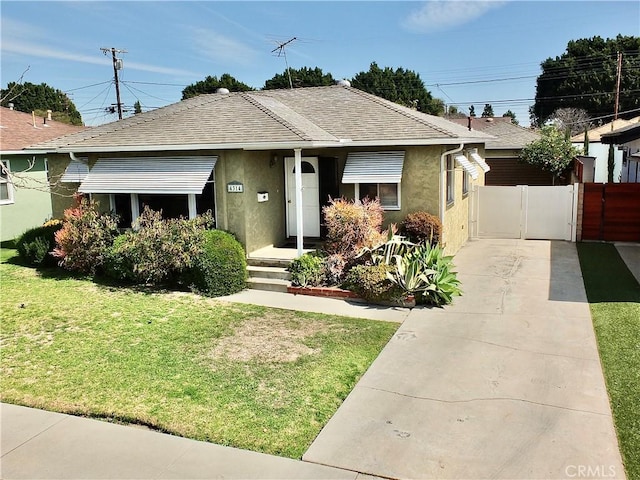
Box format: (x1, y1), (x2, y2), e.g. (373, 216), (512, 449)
(304, 239), (625, 479)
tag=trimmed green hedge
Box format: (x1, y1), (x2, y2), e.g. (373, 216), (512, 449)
(181, 230), (247, 296)
(16, 222), (63, 266)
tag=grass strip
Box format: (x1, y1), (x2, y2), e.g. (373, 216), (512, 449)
(0, 249), (397, 458)
(577, 242), (640, 480)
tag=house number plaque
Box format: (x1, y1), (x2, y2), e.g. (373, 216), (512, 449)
(227, 181), (244, 193)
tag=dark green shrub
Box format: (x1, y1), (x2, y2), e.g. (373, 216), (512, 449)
(288, 252), (326, 287)
(53, 197), (119, 275)
(16, 220), (63, 266)
(343, 263), (403, 302)
(401, 211), (442, 246)
(104, 207), (213, 285)
(181, 229), (247, 296)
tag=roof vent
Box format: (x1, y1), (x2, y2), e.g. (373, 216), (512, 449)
(216, 88), (230, 94)
(336, 79), (351, 87)
(8, 103), (14, 110)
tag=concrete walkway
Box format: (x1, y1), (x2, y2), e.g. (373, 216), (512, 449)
(616, 242), (640, 285)
(304, 239), (625, 479)
(1, 239), (626, 479)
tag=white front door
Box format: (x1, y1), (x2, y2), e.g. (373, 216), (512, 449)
(285, 156), (320, 238)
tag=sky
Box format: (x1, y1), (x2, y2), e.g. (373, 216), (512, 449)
(1, 0), (639, 127)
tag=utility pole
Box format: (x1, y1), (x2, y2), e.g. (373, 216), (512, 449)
(101, 47), (127, 119)
(614, 51), (622, 120)
(271, 37), (297, 89)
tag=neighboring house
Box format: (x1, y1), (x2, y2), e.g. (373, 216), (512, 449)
(0, 106), (86, 242)
(449, 117), (547, 185)
(571, 116), (640, 183)
(27, 85), (492, 256)
(600, 121), (640, 183)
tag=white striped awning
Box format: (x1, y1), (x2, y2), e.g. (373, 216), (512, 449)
(342, 151), (405, 184)
(455, 154), (479, 180)
(470, 151), (491, 173)
(79, 156), (217, 194)
(60, 159), (89, 183)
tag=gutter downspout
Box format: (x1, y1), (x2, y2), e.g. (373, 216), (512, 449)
(439, 143), (464, 225)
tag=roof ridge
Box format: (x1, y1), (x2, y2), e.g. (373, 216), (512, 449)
(242, 92), (311, 141)
(345, 86), (456, 138)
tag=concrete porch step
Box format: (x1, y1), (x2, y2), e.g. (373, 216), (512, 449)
(246, 277), (290, 293)
(247, 257), (292, 269)
(247, 265), (291, 281)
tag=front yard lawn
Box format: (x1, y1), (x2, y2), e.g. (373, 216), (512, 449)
(577, 242), (640, 480)
(0, 249), (398, 459)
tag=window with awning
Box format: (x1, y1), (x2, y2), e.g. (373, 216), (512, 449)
(454, 154), (479, 180)
(60, 159), (89, 183)
(470, 151), (491, 173)
(78, 156), (217, 194)
(342, 151), (404, 210)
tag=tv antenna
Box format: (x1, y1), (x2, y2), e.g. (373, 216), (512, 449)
(271, 37), (297, 89)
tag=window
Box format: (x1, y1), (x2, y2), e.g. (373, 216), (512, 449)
(446, 156), (454, 204)
(342, 151), (404, 211)
(1, 160), (14, 205)
(462, 171), (469, 196)
(356, 183), (400, 210)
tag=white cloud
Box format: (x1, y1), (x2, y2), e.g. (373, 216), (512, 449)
(190, 28), (258, 66)
(403, 1), (507, 33)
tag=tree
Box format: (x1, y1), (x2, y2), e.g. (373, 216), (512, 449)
(1, 81), (82, 125)
(445, 105), (466, 119)
(133, 100), (142, 114)
(351, 62), (443, 115)
(502, 110), (518, 125)
(531, 35), (640, 126)
(263, 66), (334, 90)
(181, 74), (253, 100)
(469, 105), (476, 117)
(548, 107), (591, 136)
(519, 126), (581, 183)
(481, 104), (494, 117)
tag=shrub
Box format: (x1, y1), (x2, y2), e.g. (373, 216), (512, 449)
(401, 211), (442, 246)
(288, 252), (326, 287)
(181, 229), (247, 296)
(323, 197), (385, 262)
(386, 243), (462, 306)
(323, 253), (347, 285)
(53, 197), (119, 275)
(104, 207), (213, 285)
(16, 220), (63, 266)
(343, 263), (403, 302)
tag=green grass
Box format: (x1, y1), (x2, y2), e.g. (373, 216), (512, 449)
(0, 249), (398, 458)
(577, 242), (640, 480)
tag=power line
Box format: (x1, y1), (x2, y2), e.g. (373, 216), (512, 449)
(100, 47), (127, 119)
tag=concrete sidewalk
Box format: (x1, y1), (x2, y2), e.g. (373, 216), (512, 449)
(304, 239), (625, 479)
(1, 239), (626, 479)
(616, 242), (640, 285)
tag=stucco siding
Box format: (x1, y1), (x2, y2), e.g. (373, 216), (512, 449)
(1, 156), (53, 242)
(443, 164), (484, 255)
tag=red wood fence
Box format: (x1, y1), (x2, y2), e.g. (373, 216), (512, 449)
(582, 183), (640, 242)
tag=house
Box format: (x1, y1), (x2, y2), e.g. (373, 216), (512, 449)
(600, 121), (640, 183)
(27, 85), (492, 256)
(571, 116), (640, 182)
(448, 117), (547, 185)
(0, 106), (86, 242)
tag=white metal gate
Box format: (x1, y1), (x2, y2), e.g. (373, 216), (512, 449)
(471, 185), (577, 241)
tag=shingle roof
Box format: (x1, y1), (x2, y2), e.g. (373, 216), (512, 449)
(0, 107), (86, 151)
(29, 86), (492, 153)
(448, 117), (540, 149)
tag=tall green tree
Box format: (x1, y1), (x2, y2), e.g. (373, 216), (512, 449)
(481, 104), (494, 117)
(531, 35), (640, 126)
(351, 62), (443, 115)
(263, 67), (334, 90)
(1, 81), (82, 125)
(133, 100), (142, 114)
(181, 74), (253, 100)
(502, 110), (518, 125)
(519, 125), (581, 183)
(469, 105), (476, 117)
